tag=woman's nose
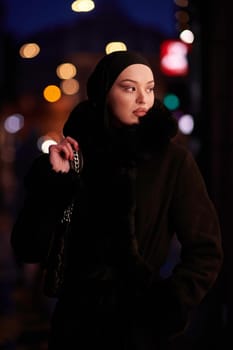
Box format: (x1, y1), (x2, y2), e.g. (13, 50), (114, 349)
(136, 90), (146, 103)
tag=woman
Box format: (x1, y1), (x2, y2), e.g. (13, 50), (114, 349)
(11, 50), (223, 349)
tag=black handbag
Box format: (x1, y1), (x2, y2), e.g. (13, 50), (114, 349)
(42, 150), (83, 297)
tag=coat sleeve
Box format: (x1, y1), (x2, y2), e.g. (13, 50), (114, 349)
(10, 153), (80, 263)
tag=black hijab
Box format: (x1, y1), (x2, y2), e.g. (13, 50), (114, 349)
(87, 50), (151, 108)
(63, 50), (177, 154)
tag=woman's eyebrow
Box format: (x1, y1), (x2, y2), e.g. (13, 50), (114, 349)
(119, 79), (155, 84)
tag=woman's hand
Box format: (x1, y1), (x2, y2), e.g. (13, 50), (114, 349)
(49, 136), (79, 173)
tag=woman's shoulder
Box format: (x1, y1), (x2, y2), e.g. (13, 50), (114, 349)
(168, 139), (192, 156)
(165, 139), (198, 168)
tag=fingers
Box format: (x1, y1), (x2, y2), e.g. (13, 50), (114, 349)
(50, 136), (79, 160)
(65, 136), (79, 151)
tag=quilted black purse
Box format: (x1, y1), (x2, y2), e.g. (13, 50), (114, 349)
(42, 150), (83, 297)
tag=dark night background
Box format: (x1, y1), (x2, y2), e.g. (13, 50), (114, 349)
(0, 0), (232, 349)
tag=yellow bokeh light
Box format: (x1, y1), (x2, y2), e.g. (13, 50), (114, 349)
(105, 42), (127, 55)
(71, 0), (95, 12)
(43, 85), (61, 103)
(60, 79), (80, 95)
(56, 63), (77, 79)
(19, 43), (40, 58)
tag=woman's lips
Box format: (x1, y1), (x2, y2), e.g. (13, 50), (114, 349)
(133, 109), (148, 117)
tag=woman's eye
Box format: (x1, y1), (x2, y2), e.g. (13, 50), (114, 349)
(147, 87), (155, 93)
(123, 86), (135, 92)
(120, 85), (154, 93)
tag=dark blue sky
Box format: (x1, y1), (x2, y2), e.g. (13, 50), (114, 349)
(3, 0), (176, 40)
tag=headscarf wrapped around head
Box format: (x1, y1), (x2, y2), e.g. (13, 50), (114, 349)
(63, 50), (177, 151)
(86, 50), (152, 108)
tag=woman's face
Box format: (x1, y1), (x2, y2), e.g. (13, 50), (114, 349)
(107, 64), (155, 126)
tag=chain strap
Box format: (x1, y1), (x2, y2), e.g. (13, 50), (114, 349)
(61, 150), (83, 224)
(71, 149), (83, 173)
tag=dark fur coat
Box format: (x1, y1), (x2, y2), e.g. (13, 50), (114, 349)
(11, 99), (223, 348)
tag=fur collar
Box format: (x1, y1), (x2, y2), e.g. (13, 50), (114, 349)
(63, 98), (178, 159)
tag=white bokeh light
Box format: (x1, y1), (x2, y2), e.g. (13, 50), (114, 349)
(4, 114), (24, 133)
(178, 114), (194, 135)
(180, 29), (194, 44)
(37, 137), (57, 153)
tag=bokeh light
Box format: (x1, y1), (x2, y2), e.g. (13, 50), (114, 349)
(43, 85), (62, 102)
(56, 63), (77, 80)
(180, 29), (194, 44)
(71, 0), (95, 12)
(19, 43), (40, 58)
(105, 42), (127, 54)
(4, 114), (24, 133)
(37, 136), (58, 153)
(163, 93), (180, 110)
(60, 79), (80, 95)
(178, 114), (194, 134)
